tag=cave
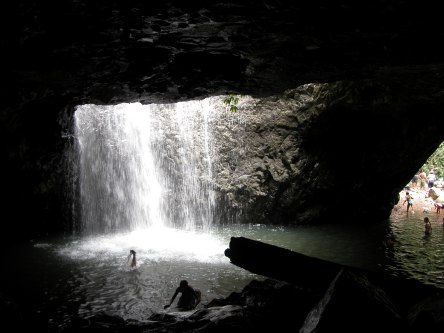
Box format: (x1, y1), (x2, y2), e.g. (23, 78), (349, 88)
(3, 0), (444, 242)
(2, 1), (444, 331)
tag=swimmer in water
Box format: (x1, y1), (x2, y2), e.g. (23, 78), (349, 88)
(128, 249), (137, 268)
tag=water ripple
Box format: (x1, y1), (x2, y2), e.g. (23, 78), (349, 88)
(385, 211), (444, 288)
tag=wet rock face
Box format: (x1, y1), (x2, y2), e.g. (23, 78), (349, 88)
(2, 1), (444, 238)
(210, 79), (444, 225)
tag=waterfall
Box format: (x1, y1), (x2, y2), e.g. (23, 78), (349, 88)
(74, 98), (226, 235)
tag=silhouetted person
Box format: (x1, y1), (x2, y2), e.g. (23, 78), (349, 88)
(128, 250), (137, 268)
(164, 280), (201, 311)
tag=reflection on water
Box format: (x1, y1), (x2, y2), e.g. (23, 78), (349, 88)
(51, 227), (260, 324)
(384, 211), (444, 288)
(4, 220), (444, 330)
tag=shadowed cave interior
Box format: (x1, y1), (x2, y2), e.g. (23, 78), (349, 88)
(2, 1), (444, 332)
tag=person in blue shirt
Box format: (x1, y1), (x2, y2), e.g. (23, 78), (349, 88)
(402, 192), (414, 213)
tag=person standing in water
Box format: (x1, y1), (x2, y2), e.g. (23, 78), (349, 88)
(424, 217), (432, 235)
(128, 250), (137, 268)
(164, 280), (201, 311)
(402, 191), (414, 213)
(427, 170), (436, 189)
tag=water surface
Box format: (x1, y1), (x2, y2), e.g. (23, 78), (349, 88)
(4, 214), (444, 331)
(384, 209), (444, 287)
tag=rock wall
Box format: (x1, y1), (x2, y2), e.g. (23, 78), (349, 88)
(2, 1), (444, 241)
(208, 79), (444, 226)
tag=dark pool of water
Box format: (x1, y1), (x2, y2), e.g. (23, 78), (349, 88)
(2, 219), (443, 331)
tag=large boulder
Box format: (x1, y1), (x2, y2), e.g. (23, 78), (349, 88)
(428, 188), (444, 202)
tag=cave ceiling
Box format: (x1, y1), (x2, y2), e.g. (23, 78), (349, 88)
(2, 0), (444, 105)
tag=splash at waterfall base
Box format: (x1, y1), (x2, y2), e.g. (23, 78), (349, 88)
(58, 237), (444, 333)
(59, 97), (444, 332)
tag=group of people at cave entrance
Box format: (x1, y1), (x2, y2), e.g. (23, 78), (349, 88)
(402, 191), (443, 235)
(404, 170), (439, 214)
(402, 169), (444, 235)
(410, 170), (437, 191)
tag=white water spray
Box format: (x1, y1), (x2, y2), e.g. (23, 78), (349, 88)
(74, 98), (227, 236)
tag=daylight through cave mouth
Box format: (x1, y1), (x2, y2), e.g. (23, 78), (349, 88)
(71, 96), (253, 237)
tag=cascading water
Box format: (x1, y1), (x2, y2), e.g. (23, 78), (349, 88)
(74, 98), (227, 236)
(22, 97), (444, 328)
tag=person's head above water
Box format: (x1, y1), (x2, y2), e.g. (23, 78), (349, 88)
(130, 250), (136, 256)
(180, 280), (188, 287)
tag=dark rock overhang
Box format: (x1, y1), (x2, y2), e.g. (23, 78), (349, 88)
(2, 0), (444, 240)
(2, 0), (444, 104)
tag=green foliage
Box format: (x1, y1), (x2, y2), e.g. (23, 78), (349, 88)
(420, 142), (444, 178)
(223, 94), (242, 113)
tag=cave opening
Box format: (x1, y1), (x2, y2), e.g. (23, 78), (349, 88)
(61, 92), (444, 305)
(405, 143), (444, 192)
(395, 142), (444, 216)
